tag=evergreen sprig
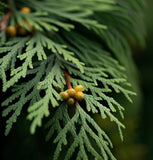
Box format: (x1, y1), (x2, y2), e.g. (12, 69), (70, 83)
(0, 0), (145, 160)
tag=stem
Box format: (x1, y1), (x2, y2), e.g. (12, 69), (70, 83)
(0, 11), (12, 31)
(63, 70), (72, 89)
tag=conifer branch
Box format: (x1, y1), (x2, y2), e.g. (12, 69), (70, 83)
(0, 10), (12, 31)
(0, 0), (146, 159)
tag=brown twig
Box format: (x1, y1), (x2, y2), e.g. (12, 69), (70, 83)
(63, 70), (72, 89)
(0, 11), (12, 31)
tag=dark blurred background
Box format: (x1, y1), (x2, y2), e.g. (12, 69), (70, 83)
(1, 0), (153, 160)
(135, 0), (153, 159)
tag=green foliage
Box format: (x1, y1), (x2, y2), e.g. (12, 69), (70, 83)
(46, 104), (116, 160)
(0, 1), (8, 15)
(0, 0), (145, 160)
